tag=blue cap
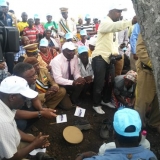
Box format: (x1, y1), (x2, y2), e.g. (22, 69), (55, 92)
(65, 32), (73, 40)
(0, 0), (7, 6)
(85, 14), (91, 19)
(34, 14), (40, 19)
(113, 108), (142, 137)
(80, 30), (87, 36)
(40, 39), (48, 47)
(78, 46), (88, 54)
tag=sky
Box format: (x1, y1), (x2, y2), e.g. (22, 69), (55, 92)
(7, 0), (135, 22)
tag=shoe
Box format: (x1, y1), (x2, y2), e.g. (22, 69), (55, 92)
(100, 118), (112, 139)
(36, 152), (56, 160)
(93, 106), (105, 114)
(101, 101), (116, 109)
(74, 119), (92, 130)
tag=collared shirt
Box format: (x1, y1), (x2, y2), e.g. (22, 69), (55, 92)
(92, 16), (132, 64)
(130, 23), (140, 54)
(14, 45), (26, 62)
(78, 57), (93, 78)
(58, 17), (77, 36)
(84, 146), (157, 160)
(0, 100), (21, 159)
(76, 40), (89, 49)
(114, 75), (136, 98)
(34, 24), (45, 35)
(50, 53), (81, 85)
(23, 26), (39, 43)
(17, 21), (28, 32)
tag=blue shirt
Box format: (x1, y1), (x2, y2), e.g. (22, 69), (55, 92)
(84, 146), (157, 160)
(14, 46), (26, 62)
(5, 14), (13, 26)
(130, 23), (140, 54)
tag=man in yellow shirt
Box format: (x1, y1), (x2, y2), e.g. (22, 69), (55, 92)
(17, 12), (28, 36)
(92, 3), (137, 114)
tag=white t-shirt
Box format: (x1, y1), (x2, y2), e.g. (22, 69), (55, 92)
(0, 100), (21, 159)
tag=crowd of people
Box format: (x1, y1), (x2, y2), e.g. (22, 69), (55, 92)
(0, 0), (159, 159)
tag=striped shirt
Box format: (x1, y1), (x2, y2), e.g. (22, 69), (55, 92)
(23, 26), (39, 43)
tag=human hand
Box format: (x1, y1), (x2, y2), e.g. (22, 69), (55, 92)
(132, 16), (137, 25)
(41, 110), (57, 119)
(133, 54), (138, 60)
(45, 90), (55, 98)
(47, 65), (51, 72)
(49, 86), (59, 92)
(84, 76), (93, 83)
(73, 77), (86, 86)
(33, 132), (50, 149)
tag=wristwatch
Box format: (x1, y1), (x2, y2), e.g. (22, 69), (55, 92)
(38, 111), (41, 118)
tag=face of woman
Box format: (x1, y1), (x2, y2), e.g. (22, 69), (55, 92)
(40, 46), (47, 53)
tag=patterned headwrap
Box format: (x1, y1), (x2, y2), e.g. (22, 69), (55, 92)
(124, 70), (137, 83)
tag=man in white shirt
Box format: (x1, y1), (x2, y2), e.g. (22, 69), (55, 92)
(0, 76), (50, 160)
(78, 46), (93, 96)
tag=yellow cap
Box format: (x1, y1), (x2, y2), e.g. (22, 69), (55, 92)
(63, 126), (83, 144)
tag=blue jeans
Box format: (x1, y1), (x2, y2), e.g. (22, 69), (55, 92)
(92, 56), (115, 106)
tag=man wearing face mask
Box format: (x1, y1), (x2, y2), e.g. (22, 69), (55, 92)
(91, 3), (137, 114)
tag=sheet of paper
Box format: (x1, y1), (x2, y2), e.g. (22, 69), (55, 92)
(74, 107), (86, 117)
(29, 148), (46, 155)
(56, 114), (67, 123)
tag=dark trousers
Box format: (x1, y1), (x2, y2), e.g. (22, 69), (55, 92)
(62, 85), (84, 104)
(92, 56), (115, 106)
(5, 52), (14, 74)
(15, 105), (38, 131)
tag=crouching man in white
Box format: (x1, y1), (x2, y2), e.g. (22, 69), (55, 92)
(0, 76), (50, 160)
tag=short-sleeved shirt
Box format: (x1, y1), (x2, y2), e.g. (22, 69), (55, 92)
(44, 21), (58, 30)
(17, 21), (29, 33)
(114, 75), (136, 98)
(14, 45), (26, 62)
(0, 100), (21, 159)
(23, 26), (39, 43)
(78, 57), (93, 78)
(83, 146), (157, 160)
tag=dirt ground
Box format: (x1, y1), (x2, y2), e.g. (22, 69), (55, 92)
(27, 97), (160, 160)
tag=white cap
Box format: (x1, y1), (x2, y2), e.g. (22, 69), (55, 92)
(62, 42), (76, 50)
(109, 3), (127, 11)
(40, 39), (48, 47)
(34, 14), (40, 19)
(0, 76), (38, 99)
(0, 0), (7, 6)
(89, 37), (97, 46)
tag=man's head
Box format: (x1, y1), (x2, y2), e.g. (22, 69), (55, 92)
(21, 36), (30, 46)
(24, 57), (40, 74)
(34, 14), (40, 25)
(0, 0), (7, 14)
(21, 12), (28, 22)
(45, 29), (52, 39)
(89, 36), (97, 51)
(78, 46), (88, 65)
(27, 18), (34, 27)
(65, 32), (73, 42)
(80, 30), (87, 41)
(124, 70), (137, 89)
(108, 3), (127, 22)
(0, 76), (37, 109)
(46, 14), (52, 23)
(113, 108), (142, 147)
(23, 43), (39, 58)
(85, 14), (91, 24)
(60, 7), (68, 20)
(13, 62), (37, 85)
(93, 18), (98, 24)
(62, 42), (76, 60)
(78, 18), (83, 25)
(39, 39), (48, 53)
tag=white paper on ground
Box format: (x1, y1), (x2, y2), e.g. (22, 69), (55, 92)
(74, 107), (86, 117)
(56, 114), (67, 123)
(29, 148), (46, 155)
